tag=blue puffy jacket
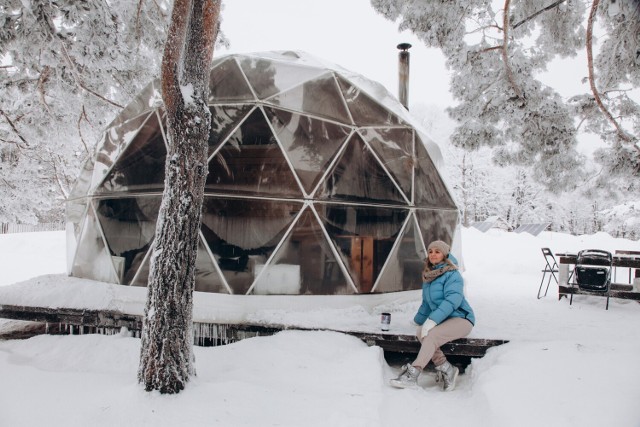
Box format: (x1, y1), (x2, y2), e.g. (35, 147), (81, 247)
(413, 254), (476, 326)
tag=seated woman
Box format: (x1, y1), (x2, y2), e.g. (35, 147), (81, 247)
(390, 240), (475, 392)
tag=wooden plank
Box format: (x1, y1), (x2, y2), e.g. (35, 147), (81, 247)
(0, 305), (508, 357)
(558, 285), (640, 301)
(0, 305), (143, 330)
(350, 237), (374, 292)
(228, 324), (508, 358)
(557, 254), (640, 269)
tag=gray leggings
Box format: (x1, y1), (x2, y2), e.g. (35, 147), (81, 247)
(413, 317), (473, 369)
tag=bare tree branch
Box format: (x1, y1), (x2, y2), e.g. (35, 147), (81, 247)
(512, 0), (567, 30)
(135, 0), (145, 41)
(37, 66), (52, 113)
(586, 0), (637, 150)
(46, 151), (69, 199)
(1, 177), (16, 189)
(58, 41), (124, 109)
(479, 45), (502, 54)
(0, 108), (30, 147)
(76, 106), (91, 153)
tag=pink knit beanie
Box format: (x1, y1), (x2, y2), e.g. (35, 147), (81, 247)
(427, 240), (450, 256)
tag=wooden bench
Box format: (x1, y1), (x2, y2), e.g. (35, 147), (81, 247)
(0, 304), (507, 360)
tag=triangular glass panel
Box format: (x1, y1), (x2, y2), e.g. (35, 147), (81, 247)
(68, 156), (95, 200)
(359, 127), (414, 199)
(205, 108), (302, 197)
(336, 76), (403, 126)
(414, 137), (457, 209)
(94, 196), (161, 285)
(65, 200), (87, 274)
(195, 234), (230, 294)
(238, 57), (326, 100)
(130, 251), (151, 287)
(200, 197), (303, 295)
(414, 209), (459, 252)
(91, 111), (154, 194)
(373, 214), (426, 293)
(71, 203), (119, 283)
(264, 107), (351, 194)
(317, 134), (407, 204)
(266, 72), (351, 124)
(208, 57), (256, 103)
(252, 207), (354, 295)
(96, 111), (167, 194)
(207, 105), (253, 156)
(315, 204), (408, 293)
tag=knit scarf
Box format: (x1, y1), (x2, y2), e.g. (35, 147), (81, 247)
(422, 260), (457, 283)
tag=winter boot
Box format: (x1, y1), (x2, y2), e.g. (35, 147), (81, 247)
(434, 361), (459, 391)
(390, 363), (421, 389)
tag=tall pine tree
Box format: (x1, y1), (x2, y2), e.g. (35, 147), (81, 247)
(138, 0), (220, 394)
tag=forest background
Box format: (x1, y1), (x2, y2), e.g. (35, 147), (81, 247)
(0, 0), (638, 238)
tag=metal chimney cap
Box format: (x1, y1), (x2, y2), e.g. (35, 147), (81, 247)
(397, 43), (412, 51)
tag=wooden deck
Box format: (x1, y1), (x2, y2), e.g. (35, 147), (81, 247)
(0, 304), (508, 359)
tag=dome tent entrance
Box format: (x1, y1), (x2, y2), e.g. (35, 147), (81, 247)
(66, 50), (459, 296)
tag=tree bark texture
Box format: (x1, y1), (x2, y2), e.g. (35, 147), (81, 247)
(138, 0), (219, 394)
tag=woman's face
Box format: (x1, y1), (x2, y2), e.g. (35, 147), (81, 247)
(428, 248), (445, 265)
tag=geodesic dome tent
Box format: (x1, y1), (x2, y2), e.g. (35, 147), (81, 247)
(66, 50), (459, 295)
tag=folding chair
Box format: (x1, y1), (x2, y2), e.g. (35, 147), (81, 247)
(538, 248), (559, 299)
(569, 249), (613, 310)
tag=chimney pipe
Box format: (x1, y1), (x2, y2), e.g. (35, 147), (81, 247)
(397, 43), (412, 110)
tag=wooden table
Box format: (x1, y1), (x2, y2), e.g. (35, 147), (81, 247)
(555, 252), (640, 301)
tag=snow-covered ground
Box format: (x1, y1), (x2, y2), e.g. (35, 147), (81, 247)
(0, 228), (639, 427)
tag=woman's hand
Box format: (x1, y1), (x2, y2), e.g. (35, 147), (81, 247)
(420, 319), (437, 339)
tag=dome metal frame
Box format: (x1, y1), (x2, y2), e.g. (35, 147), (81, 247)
(66, 51), (459, 296)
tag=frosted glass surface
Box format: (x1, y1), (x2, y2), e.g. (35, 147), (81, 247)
(95, 197), (160, 285)
(252, 209), (354, 295)
(360, 127), (414, 199)
(337, 76), (402, 126)
(96, 112), (167, 194)
(374, 215), (426, 292)
(239, 57), (325, 100)
(267, 73), (351, 124)
(317, 134), (406, 204)
(200, 197), (302, 295)
(265, 107), (350, 194)
(415, 209), (459, 249)
(91, 112), (153, 194)
(194, 237), (230, 294)
(205, 109), (302, 197)
(208, 105), (253, 156)
(208, 58), (256, 103)
(316, 204), (408, 293)
(414, 138), (457, 209)
(68, 156), (95, 200)
(71, 205), (118, 284)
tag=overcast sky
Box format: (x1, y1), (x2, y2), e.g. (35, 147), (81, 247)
(218, 0), (455, 109)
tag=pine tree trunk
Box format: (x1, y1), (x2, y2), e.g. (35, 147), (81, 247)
(138, 0), (219, 394)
